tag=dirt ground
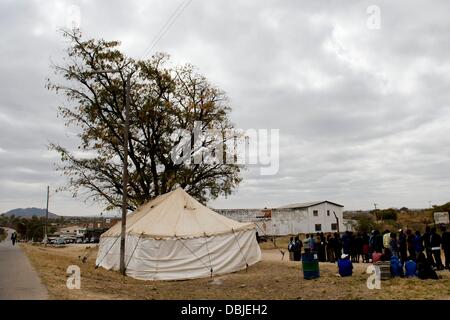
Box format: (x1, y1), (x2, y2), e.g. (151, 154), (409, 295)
(21, 243), (450, 300)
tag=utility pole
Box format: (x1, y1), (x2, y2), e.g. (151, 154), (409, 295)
(45, 186), (49, 244)
(119, 73), (131, 276)
(373, 203), (379, 223)
(87, 68), (132, 276)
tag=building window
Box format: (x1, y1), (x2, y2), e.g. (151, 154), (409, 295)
(331, 223), (337, 231)
(315, 224), (321, 231)
(327, 210), (330, 216)
(313, 210), (319, 217)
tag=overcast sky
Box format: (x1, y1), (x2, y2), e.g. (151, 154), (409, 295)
(1, 0), (450, 216)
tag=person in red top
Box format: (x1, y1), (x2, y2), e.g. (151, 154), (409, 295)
(372, 251), (382, 263)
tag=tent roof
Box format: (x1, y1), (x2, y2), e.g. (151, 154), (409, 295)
(101, 188), (255, 239)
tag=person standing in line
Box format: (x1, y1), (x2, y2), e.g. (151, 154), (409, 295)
(373, 230), (384, 254)
(293, 236), (302, 261)
(441, 225), (450, 270)
(327, 233), (335, 262)
(355, 232), (363, 263)
(430, 227), (444, 270)
(349, 232), (357, 262)
(383, 229), (391, 249)
(333, 232), (342, 260)
(303, 234), (311, 253)
(423, 226), (434, 264)
(288, 236), (295, 261)
(406, 229), (415, 260)
(341, 231), (351, 255)
(389, 232), (399, 257)
(368, 230), (375, 259)
(398, 229), (408, 263)
(315, 232), (322, 258)
(362, 231), (370, 263)
(413, 231), (424, 257)
(319, 232), (326, 262)
(309, 233), (316, 252)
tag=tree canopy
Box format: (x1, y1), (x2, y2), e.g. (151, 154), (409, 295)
(48, 29), (242, 211)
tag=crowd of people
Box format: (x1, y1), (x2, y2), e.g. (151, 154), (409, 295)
(288, 225), (450, 279)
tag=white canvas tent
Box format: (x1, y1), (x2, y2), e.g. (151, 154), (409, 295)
(95, 188), (261, 280)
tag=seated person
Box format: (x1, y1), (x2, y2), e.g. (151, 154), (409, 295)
(338, 254), (353, 277)
(416, 252), (439, 280)
(390, 255), (403, 277)
(404, 257), (417, 277)
(372, 251), (383, 263)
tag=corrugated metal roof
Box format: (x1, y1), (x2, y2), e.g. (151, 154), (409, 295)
(278, 201), (344, 209)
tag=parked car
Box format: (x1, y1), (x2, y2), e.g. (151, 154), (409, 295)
(55, 238), (66, 245)
(76, 238), (83, 244)
(83, 238), (90, 243)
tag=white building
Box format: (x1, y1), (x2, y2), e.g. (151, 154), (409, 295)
(216, 201), (346, 236)
(58, 226), (87, 237)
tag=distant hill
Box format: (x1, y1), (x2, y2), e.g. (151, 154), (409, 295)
(1, 207), (59, 219)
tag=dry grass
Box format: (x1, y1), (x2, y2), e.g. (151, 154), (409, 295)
(21, 244), (450, 300)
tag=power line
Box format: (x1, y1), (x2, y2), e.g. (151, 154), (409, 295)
(141, 0), (193, 60)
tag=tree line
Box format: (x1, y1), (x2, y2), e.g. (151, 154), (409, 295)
(0, 215), (56, 242)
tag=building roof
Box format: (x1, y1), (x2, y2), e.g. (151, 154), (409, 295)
(277, 201), (344, 209)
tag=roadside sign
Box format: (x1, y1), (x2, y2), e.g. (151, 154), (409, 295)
(434, 212), (449, 225)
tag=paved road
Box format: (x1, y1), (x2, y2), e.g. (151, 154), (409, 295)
(0, 228), (48, 300)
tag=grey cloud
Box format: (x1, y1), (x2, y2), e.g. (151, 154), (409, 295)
(1, 0), (450, 215)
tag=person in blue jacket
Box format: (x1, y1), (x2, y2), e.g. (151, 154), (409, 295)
(413, 231), (424, 257)
(390, 254), (403, 277)
(338, 254), (353, 277)
(404, 256), (417, 277)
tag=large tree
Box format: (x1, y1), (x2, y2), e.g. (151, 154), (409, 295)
(48, 30), (242, 211)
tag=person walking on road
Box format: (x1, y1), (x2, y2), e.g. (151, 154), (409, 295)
(11, 232), (17, 246)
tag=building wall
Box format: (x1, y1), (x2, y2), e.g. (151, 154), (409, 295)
(216, 202), (345, 236)
(305, 203), (345, 234)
